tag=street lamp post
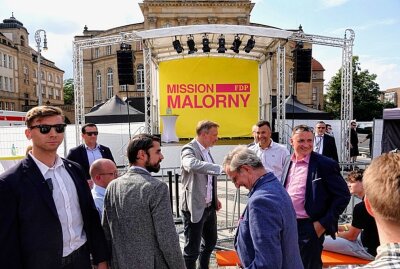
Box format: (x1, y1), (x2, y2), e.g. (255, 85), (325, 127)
(35, 29), (48, 106)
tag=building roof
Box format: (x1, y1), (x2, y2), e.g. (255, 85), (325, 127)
(312, 58), (325, 71)
(0, 14), (27, 31)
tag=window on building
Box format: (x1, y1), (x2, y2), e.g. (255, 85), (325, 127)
(135, 41), (142, 51)
(312, 87), (317, 94)
(0, 101), (2, 109)
(0, 76), (3, 90)
(20, 35), (25, 46)
(3, 54), (7, 67)
(8, 56), (13, 69)
(4, 77), (9, 91)
(137, 64), (144, 91)
(95, 48), (100, 58)
(56, 76), (60, 84)
(48, 74), (52, 82)
(41, 71), (44, 80)
(0, 52), (2, 67)
(120, 85), (127, 92)
(4, 102), (8, 110)
(106, 68), (113, 99)
(96, 70), (102, 102)
(10, 103), (15, 111)
(55, 89), (61, 100)
(42, 86), (46, 96)
(9, 78), (13, 92)
(106, 45), (112, 55)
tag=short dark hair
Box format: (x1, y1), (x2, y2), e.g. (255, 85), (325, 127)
(347, 169), (364, 182)
(292, 124), (313, 136)
(256, 120), (271, 129)
(82, 123), (97, 134)
(25, 106), (64, 127)
(127, 133), (161, 164)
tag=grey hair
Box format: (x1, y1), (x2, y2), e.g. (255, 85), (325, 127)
(223, 145), (264, 172)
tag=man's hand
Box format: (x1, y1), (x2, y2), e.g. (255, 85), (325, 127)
(313, 221), (326, 238)
(216, 199), (222, 211)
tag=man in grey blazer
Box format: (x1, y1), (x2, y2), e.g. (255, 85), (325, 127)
(181, 120), (223, 269)
(102, 134), (185, 269)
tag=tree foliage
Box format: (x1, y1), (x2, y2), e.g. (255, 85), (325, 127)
(324, 56), (394, 120)
(63, 78), (74, 105)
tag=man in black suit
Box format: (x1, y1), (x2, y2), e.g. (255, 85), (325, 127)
(282, 124), (350, 269)
(0, 106), (109, 269)
(313, 121), (339, 162)
(67, 123), (115, 185)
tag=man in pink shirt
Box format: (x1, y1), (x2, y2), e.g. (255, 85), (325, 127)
(282, 124), (350, 269)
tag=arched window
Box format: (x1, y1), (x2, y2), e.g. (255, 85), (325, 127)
(96, 70), (102, 102)
(106, 68), (113, 99)
(137, 64), (144, 91)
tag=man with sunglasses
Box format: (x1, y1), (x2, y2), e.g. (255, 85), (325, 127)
(67, 123), (115, 186)
(313, 121), (338, 162)
(282, 124), (350, 269)
(89, 158), (118, 218)
(0, 106), (109, 269)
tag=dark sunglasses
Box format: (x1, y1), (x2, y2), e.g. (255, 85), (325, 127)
(30, 124), (67, 134)
(85, 131), (98, 136)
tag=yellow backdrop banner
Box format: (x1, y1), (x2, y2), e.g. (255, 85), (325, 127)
(159, 57), (258, 138)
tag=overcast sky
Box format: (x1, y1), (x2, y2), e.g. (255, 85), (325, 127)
(1, 0), (399, 91)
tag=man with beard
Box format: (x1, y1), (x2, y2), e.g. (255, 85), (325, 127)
(102, 134), (185, 269)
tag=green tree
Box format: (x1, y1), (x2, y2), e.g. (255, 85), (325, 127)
(63, 78), (74, 105)
(325, 56), (394, 120)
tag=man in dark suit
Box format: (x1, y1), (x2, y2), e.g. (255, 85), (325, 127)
(282, 124), (350, 269)
(0, 106), (109, 269)
(313, 121), (339, 162)
(67, 123), (115, 184)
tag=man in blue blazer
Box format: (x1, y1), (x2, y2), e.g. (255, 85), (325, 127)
(0, 106), (109, 269)
(67, 123), (115, 181)
(281, 125), (350, 269)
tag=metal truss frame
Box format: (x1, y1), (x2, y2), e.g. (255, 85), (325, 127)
(276, 29), (355, 162)
(73, 26), (354, 164)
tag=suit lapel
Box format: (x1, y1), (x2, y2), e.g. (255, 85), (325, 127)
(63, 159), (86, 208)
(23, 156), (59, 218)
(80, 144), (89, 165)
(306, 153), (317, 196)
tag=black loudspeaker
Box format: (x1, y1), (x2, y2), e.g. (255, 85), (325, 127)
(295, 49), (312, 83)
(117, 50), (135, 85)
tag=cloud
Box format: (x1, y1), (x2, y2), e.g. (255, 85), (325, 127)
(321, 0), (349, 8)
(330, 18), (398, 35)
(360, 56), (400, 91)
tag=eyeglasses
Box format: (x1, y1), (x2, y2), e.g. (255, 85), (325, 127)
(30, 124), (67, 134)
(85, 131), (98, 136)
(99, 171), (118, 177)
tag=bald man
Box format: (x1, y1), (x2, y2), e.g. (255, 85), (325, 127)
(90, 158), (118, 217)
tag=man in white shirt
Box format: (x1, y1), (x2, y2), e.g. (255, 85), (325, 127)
(248, 120), (289, 180)
(90, 158), (118, 217)
(0, 106), (108, 269)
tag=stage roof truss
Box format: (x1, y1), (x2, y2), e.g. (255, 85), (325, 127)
(73, 25), (354, 162)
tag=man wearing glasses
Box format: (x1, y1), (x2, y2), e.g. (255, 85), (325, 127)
(313, 121), (339, 162)
(89, 158), (118, 217)
(0, 106), (109, 269)
(67, 123), (115, 186)
(282, 125), (350, 269)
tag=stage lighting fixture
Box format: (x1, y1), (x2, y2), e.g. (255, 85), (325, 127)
(172, 37), (183, 54)
(217, 35), (226, 53)
(202, 34), (210, 53)
(230, 34), (242, 53)
(187, 35), (197, 54)
(244, 35), (255, 53)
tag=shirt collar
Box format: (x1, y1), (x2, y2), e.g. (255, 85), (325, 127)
(196, 139), (209, 153)
(29, 153), (64, 175)
(130, 165), (150, 173)
(85, 143), (99, 150)
(257, 139), (274, 150)
(290, 153), (311, 164)
(92, 184), (106, 195)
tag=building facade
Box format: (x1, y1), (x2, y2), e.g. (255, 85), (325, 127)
(0, 15), (64, 112)
(384, 87), (400, 107)
(74, 0), (324, 115)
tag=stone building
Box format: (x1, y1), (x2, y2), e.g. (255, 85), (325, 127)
(0, 14), (64, 112)
(384, 87), (400, 107)
(74, 0), (325, 115)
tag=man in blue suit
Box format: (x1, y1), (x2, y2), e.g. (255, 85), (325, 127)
(0, 106), (109, 269)
(282, 125), (350, 269)
(67, 123), (115, 184)
(224, 146), (303, 269)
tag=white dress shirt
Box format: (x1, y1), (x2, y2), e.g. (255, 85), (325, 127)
(30, 153), (86, 257)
